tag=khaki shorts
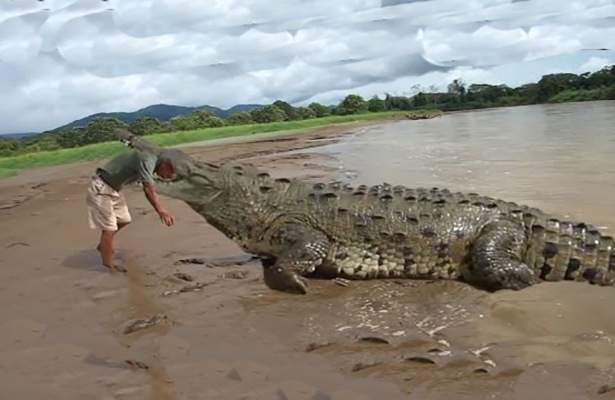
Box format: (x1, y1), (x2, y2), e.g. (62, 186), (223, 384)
(86, 175), (132, 231)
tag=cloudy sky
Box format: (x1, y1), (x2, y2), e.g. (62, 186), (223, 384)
(1, 0), (614, 134)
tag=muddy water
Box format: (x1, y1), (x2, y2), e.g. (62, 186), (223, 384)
(240, 101), (615, 399)
(322, 101), (615, 226)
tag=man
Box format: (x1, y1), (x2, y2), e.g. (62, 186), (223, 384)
(86, 147), (175, 272)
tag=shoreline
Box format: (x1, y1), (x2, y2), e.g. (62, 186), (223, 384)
(0, 110), (441, 179)
(0, 118), (393, 209)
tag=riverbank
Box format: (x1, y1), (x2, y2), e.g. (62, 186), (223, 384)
(0, 109), (441, 178)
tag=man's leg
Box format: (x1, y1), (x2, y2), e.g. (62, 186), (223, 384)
(96, 228), (129, 272)
(87, 177), (127, 272)
(101, 193), (132, 272)
(111, 194), (132, 240)
(99, 229), (116, 270)
(96, 221), (129, 252)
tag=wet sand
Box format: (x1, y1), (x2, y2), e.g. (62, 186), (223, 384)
(1, 119), (615, 400)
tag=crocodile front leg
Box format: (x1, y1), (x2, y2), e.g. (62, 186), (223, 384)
(467, 217), (539, 291)
(261, 224), (331, 294)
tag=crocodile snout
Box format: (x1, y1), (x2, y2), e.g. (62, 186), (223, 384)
(263, 265), (308, 294)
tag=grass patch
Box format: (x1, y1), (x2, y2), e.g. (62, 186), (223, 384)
(0, 168), (18, 178)
(549, 87), (615, 103)
(0, 110), (439, 177)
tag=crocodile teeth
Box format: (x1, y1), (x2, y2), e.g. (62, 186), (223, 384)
(156, 175), (182, 184)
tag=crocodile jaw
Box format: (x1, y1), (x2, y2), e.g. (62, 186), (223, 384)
(153, 178), (207, 203)
(263, 266), (308, 295)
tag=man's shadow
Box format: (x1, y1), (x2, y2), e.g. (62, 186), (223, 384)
(62, 249), (126, 272)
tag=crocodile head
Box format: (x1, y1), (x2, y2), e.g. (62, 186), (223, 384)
(115, 128), (310, 294)
(263, 262), (309, 295)
(154, 151), (223, 203)
(116, 128), (223, 203)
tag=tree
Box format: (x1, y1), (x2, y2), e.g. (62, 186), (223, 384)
(514, 83), (539, 104)
(384, 93), (392, 110)
(157, 121), (177, 133)
(295, 106), (317, 119)
(367, 95), (386, 112)
(0, 138), (21, 156)
(383, 94), (412, 110)
(466, 84), (511, 104)
(308, 102), (329, 117)
(447, 79), (467, 103)
(167, 111), (225, 131)
(167, 115), (197, 131)
(583, 66), (615, 88)
(427, 85), (440, 105)
(272, 100), (297, 120)
(225, 111), (255, 126)
(188, 110), (225, 128)
(410, 84), (424, 96)
(20, 139), (60, 154)
(336, 94), (368, 115)
(129, 116), (163, 136)
(84, 117), (127, 145)
(535, 73), (582, 103)
(56, 128), (86, 148)
(249, 105), (287, 123)
(412, 92), (427, 107)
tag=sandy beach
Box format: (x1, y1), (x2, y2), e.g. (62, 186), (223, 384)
(2, 119), (615, 400)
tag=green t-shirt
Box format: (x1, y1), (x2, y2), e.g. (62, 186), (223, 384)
(96, 150), (159, 192)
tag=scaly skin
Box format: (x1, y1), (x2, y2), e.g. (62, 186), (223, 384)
(116, 129), (615, 295)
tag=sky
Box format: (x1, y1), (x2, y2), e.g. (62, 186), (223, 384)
(0, 0), (615, 134)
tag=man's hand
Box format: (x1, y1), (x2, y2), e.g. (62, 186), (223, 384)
(158, 209), (175, 227)
(143, 182), (174, 227)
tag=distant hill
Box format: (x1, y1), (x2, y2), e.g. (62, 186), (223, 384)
(47, 103), (264, 133)
(1, 132), (38, 139)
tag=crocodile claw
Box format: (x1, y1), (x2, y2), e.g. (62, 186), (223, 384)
(263, 266), (308, 294)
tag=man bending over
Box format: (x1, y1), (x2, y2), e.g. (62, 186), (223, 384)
(86, 146), (175, 272)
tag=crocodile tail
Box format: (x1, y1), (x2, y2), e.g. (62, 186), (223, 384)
(526, 220), (615, 286)
(595, 232), (615, 286)
(568, 225), (615, 286)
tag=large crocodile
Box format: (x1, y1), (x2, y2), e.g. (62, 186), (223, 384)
(116, 129), (615, 295)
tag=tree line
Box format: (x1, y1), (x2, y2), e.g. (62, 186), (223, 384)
(0, 95), (386, 156)
(1, 64), (614, 158)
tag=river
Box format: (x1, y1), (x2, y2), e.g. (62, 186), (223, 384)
(322, 100), (615, 232)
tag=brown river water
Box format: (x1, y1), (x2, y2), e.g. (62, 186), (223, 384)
(1, 101), (615, 400)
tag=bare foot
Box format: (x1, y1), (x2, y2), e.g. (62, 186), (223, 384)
(103, 264), (127, 273)
(112, 264), (127, 273)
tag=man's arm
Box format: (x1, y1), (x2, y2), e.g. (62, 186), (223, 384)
(136, 151), (175, 227)
(143, 182), (175, 226)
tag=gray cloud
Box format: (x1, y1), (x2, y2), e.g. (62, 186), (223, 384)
(0, 0), (614, 134)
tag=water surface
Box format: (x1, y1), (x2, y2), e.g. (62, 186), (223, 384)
(322, 101), (615, 231)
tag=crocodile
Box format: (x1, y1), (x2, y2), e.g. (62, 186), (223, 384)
(116, 128), (615, 295)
